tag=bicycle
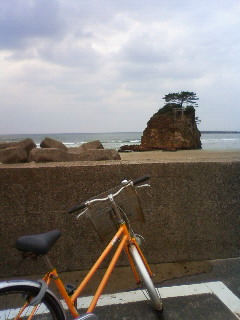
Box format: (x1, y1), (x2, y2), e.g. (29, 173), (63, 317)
(0, 175), (163, 319)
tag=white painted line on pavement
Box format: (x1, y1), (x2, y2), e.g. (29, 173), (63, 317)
(207, 282), (240, 319)
(75, 281), (240, 319)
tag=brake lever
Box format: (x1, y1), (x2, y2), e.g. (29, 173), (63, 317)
(77, 207), (88, 219)
(135, 183), (150, 189)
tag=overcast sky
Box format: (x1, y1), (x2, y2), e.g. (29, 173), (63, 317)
(0, 0), (240, 134)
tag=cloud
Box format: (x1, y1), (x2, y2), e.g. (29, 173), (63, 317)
(0, 0), (240, 133)
(0, 0), (64, 49)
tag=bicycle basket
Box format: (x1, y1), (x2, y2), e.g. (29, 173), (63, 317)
(86, 184), (145, 242)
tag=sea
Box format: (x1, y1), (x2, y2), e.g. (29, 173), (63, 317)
(0, 132), (240, 151)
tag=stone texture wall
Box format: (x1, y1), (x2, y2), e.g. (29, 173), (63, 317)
(0, 160), (239, 278)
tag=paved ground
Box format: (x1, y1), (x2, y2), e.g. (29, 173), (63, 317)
(80, 257), (240, 320)
(2, 257), (239, 319)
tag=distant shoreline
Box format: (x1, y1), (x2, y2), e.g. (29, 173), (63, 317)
(0, 132), (240, 152)
(0, 131), (240, 137)
(201, 131), (240, 134)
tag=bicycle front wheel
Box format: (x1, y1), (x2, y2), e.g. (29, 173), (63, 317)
(129, 244), (163, 311)
(0, 282), (65, 320)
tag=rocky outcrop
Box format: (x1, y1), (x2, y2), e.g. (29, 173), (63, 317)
(120, 109), (201, 151)
(141, 112), (201, 150)
(0, 138), (120, 164)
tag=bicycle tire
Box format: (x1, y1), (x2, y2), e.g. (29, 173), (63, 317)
(129, 244), (163, 311)
(0, 282), (65, 320)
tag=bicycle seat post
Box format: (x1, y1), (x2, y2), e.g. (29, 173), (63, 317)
(108, 194), (124, 224)
(43, 255), (55, 271)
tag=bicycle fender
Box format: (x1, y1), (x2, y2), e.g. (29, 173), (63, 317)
(0, 280), (65, 315)
(29, 279), (48, 306)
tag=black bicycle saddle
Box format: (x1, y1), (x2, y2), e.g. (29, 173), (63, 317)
(16, 229), (61, 255)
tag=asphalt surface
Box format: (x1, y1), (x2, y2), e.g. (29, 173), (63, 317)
(91, 258), (240, 320)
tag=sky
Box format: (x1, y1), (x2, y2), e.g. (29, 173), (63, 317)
(0, 0), (240, 134)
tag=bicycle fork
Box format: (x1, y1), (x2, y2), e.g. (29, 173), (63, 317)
(125, 237), (155, 285)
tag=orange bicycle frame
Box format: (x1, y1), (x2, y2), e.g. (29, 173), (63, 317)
(42, 222), (154, 318)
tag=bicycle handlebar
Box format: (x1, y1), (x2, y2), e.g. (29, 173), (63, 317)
(68, 202), (87, 214)
(132, 175), (150, 186)
(68, 175), (150, 214)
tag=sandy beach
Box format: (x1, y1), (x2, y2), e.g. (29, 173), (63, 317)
(120, 149), (240, 162)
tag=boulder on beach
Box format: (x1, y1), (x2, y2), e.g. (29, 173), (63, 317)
(0, 142), (12, 150)
(29, 148), (69, 162)
(0, 137), (121, 164)
(40, 137), (68, 151)
(79, 140), (104, 151)
(69, 140), (104, 153)
(28, 148), (120, 163)
(0, 147), (28, 164)
(0, 138), (36, 154)
(74, 149), (120, 161)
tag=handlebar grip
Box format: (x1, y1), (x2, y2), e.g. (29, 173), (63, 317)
(68, 202), (86, 214)
(132, 175), (150, 185)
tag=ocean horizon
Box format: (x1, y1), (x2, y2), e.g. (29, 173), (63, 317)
(0, 131), (240, 151)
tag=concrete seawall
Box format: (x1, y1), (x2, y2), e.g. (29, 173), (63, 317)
(0, 160), (240, 277)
